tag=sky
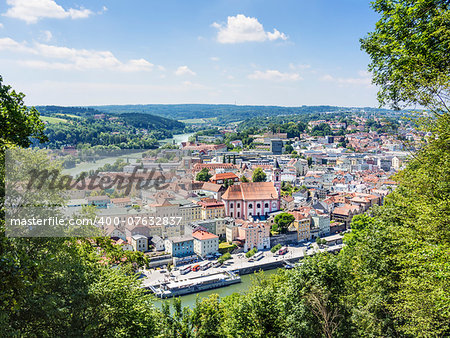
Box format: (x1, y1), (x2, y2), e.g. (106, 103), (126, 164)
(0, 0), (381, 107)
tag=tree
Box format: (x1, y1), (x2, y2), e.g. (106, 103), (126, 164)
(0, 76), (47, 150)
(252, 167), (267, 182)
(196, 168), (212, 182)
(274, 213), (295, 233)
(307, 156), (312, 166)
(284, 144), (294, 153)
(360, 0), (450, 113)
(224, 178), (234, 188)
(240, 175), (249, 183)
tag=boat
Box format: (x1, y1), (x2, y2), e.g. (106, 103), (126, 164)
(150, 271), (241, 298)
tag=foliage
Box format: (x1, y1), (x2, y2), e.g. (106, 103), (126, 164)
(240, 175), (249, 183)
(37, 106), (187, 149)
(271, 243), (282, 253)
(273, 212), (295, 233)
(218, 252), (232, 264)
(196, 168), (212, 182)
(245, 247), (258, 258)
(0, 76), (47, 150)
(218, 242), (237, 255)
(360, 0), (450, 113)
(252, 167), (267, 182)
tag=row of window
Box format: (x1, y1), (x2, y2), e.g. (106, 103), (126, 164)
(229, 203), (270, 209)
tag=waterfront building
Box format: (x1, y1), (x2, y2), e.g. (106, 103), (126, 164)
(192, 230), (219, 257)
(234, 220), (270, 252)
(289, 211), (311, 242)
(164, 236), (194, 258)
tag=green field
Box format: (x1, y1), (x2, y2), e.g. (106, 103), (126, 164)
(40, 116), (69, 124)
(55, 113), (81, 119)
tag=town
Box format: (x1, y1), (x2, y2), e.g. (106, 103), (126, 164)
(61, 112), (418, 297)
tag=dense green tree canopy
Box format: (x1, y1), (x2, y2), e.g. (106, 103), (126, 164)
(361, 0), (450, 112)
(252, 167), (267, 182)
(196, 168), (212, 182)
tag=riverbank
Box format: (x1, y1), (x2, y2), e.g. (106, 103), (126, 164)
(142, 243), (343, 299)
(154, 269), (279, 309)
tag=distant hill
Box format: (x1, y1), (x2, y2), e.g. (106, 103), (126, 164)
(89, 104), (397, 124)
(36, 106), (185, 131)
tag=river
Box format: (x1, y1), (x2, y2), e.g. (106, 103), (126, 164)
(155, 269), (279, 309)
(62, 132), (194, 176)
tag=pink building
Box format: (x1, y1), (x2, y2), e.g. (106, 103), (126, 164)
(235, 220), (271, 252)
(221, 182), (280, 220)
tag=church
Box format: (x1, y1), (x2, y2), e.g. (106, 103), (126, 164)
(221, 182), (280, 220)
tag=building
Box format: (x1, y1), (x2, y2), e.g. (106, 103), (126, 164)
(179, 202), (202, 225)
(200, 182), (226, 200)
(331, 204), (361, 228)
(130, 235), (148, 252)
(270, 139), (284, 155)
(310, 210), (331, 237)
(281, 195), (295, 211)
(192, 230), (219, 257)
(111, 197), (132, 208)
(210, 172), (240, 185)
(289, 211), (311, 242)
(197, 198), (226, 220)
(86, 195), (110, 208)
(164, 236), (194, 258)
(222, 182), (280, 220)
(234, 220), (270, 252)
(148, 199), (180, 219)
(151, 235), (165, 251)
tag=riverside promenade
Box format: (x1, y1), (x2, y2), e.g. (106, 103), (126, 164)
(140, 243), (343, 289)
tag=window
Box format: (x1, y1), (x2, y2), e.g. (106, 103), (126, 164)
(265, 203), (269, 208)
(230, 203), (233, 208)
(248, 203), (253, 209)
(257, 203), (261, 208)
(237, 203), (240, 208)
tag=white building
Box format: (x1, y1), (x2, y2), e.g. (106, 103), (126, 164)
(192, 230), (219, 258)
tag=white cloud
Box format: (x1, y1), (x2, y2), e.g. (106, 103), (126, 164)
(41, 30), (52, 42)
(3, 0), (94, 24)
(320, 71), (372, 86)
(248, 69), (301, 82)
(175, 65), (196, 76)
(0, 23), (3, 28)
(212, 14), (287, 44)
(210, 56), (220, 61)
(0, 37), (154, 72)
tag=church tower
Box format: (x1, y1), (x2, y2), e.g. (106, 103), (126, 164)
(272, 159), (282, 195)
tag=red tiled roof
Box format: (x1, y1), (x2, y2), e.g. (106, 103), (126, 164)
(222, 182), (278, 201)
(192, 230), (219, 240)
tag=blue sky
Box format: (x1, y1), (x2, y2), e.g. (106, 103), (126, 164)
(0, 0), (381, 107)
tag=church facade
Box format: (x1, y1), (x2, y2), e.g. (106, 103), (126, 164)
(221, 182), (280, 220)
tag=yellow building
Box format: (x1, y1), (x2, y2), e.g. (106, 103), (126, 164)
(197, 198), (225, 220)
(290, 211), (311, 241)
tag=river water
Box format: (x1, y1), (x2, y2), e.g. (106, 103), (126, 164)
(155, 269), (279, 309)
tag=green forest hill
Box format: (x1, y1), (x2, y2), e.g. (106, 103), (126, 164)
(1, 0), (449, 336)
(35, 106), (188, 149)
